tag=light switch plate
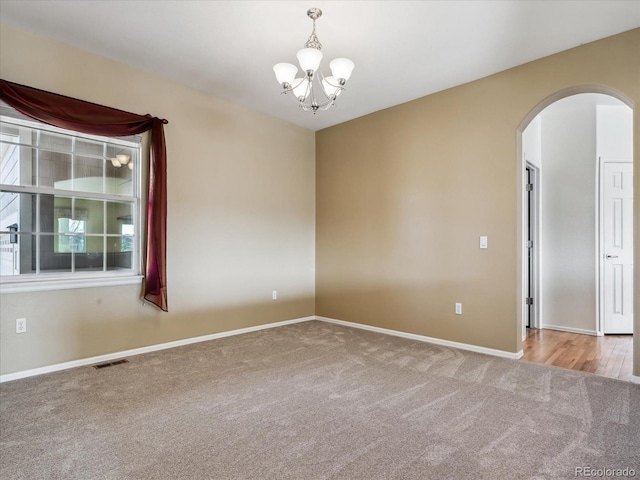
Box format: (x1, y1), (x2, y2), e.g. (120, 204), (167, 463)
(480, 236), (488, 249)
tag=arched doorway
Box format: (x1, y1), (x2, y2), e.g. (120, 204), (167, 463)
(516, 86), (636, 381)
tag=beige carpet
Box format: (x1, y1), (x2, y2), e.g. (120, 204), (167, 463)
(1, 320), (639, 479)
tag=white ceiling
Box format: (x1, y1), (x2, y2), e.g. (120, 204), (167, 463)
(1, 1), (639, 131)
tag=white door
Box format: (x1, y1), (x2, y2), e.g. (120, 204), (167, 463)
(602, 160), (633, 334)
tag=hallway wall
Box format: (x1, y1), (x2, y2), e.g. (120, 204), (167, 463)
(540, 98), (598, 334)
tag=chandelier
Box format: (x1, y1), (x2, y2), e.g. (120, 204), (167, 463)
(273, 8), (354, 113)
(110, 153), (133, 170)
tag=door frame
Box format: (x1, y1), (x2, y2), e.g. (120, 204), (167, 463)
(515, 85), (635, 354)
(524, 160), (541, 338)
(598, 157), (634, 335)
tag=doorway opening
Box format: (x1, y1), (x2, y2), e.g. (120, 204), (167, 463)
(517, 87), (635, 379)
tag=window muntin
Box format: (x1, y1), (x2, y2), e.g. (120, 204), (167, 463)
(0, 111), (141, 282)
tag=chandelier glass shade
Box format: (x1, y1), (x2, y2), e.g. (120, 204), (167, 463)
(273, 8), (354, 113)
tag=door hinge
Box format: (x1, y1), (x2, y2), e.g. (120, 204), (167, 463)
(526, 240), (533, 249)
(525, 297), (533, 305)
(526, 183), (533, 192)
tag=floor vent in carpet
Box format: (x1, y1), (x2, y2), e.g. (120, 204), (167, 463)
(93, 359), (129, 369)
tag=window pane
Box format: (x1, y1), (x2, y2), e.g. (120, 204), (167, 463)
(57, 223), (86, 253)
(1, 191), (36, 233)
(73, 155), (104, 193)
(0, 233), (36, 275)
(105, 163), (133, 196)
(39, 131), (72, 152)
(107, 236), (132, 270)
(121, 224), (134, 253)
(0, 123), (20, 137)
(74, 138), (103, 157)
(75, 236), (104, 272)
(0, 140), (19, 183)
(106, 201), (133, 235)
(106, 144), (134, 159)
(1, 136), (35, 187)
(0, 191), (19, 227)
(40, 195), (71, 234)
(75, 198), (104, 234)
(106, 144), (134, 196)
(105, 167), (133, 196)
(39, 234), (71, 273)
(39, 150), (71, 188)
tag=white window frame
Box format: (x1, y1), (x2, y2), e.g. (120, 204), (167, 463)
(0, 111), (143, 294)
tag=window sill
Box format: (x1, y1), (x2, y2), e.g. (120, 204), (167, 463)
(0, 274), (143, 294)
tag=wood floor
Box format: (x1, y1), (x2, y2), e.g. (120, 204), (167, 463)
(521, 328), (634, 382)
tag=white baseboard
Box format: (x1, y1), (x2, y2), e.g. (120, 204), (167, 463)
(631, 375), (640, 385)
(9, 315), (620, 383)
(541, 324), (598, 336)
(315, 316), (524, 360)
(0, 316), (315, 383)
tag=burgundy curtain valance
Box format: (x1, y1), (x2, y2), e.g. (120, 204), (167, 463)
(0, 79), (168, 311)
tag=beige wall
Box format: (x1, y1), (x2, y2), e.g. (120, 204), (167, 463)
(0, 24), (316, 375)
(316, 29), (640, 375)
(2, 24), (639, 378)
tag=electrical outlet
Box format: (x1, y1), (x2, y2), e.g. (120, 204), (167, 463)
(455, 303), (462, 315)
(16, 318), (27, 333)
(272, 290), (278, 300)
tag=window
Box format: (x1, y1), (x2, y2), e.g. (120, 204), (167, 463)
(0, 104), (142, 290)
